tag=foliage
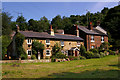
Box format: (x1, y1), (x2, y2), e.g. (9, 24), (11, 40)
(109, 50), (116, 55)
(16, 15), (28, 31)
(89, 48), (98, 54)
(2, 35), (11, 59)
(31, 55), (37, 59)
(84, 51), (94, 59)
(52, 43), (61, 56)
(15, 32), (27, 59)
(2, 12), (12, 35)
(68, 56), (78, 60)
(55, 52), (67, 59)
(79, 45), (86, 56)
(100, 52), (105, 58)
(93, 53), (101, 58)
(101, 5), (120, 50)
(32, 41), (45, 59)
(79, 56), (86, 60)
(98, 42), (109, 51)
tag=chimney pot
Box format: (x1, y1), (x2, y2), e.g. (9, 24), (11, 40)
(88, 22), (93, 30)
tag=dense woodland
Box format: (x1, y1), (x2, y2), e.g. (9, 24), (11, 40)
(1, 5), (120, 58)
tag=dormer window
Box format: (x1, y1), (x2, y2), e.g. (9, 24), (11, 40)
(77, 41), (80, 46)
(101, 36), (104, 43)
(27, 39), (32, 44)
(61, 40), (64, 46)
(91, 35), (95, 42)
(46, 39), (50, 45)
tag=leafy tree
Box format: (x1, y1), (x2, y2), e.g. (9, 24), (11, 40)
(79, 44), (86, 56)
(28, 19), (39, 31)
(101, 5), (120, 50)
(15, 32), (27, 59)
(2, 12), (12, 35)
(2, 35), (11, 59)
(16, 15), (28, 31)
(32, 41), (45, 58)
(51, 15), (64, 30)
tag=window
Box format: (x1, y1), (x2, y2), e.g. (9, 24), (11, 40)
(28, 45), (31, 47)
(27, 39), (32, 44)
(46, 39), (50, 45)
(61, 41), (64, 46)
(77, 41), (80, 46)
(46, 50), (50, 56)
(27, 50), (31, 56)
(91, 46), (94, 49)
(101, 36), (104, 43)
(91, 35), (94, 42)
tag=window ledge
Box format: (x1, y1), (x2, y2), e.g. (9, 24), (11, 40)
(46, 43), (50, 45)
(101, 41), (104, 43)
(91, 40), (95, 42)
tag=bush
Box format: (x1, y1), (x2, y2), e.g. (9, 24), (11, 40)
(79, 56), (86, 60)
(109, 50), (116, 55)
(21, 53), (27, 60)
(93, 53), (101, 58)
(104, 51), (108, 56)
(31, 55), (36, 59)
(51, 58), (56, 62)
(55, 52), (67, 59)
(80, 45), (86, 56)
(89, 48), (98, 54)
(100, 52), (105, 58)
(68, 56), (78, 60)
(84, 51), (94, 59)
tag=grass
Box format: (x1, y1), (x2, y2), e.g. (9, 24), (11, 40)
(2, 55), (119, 79)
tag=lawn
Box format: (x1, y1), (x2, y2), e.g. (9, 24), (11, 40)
(2, 55), (119, 79)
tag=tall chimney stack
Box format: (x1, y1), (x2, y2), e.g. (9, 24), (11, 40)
(49, 25), (54, 36)
(16, 24), (20, 32)
(75, 25), (79, 37)
(88, 22), (93, 30)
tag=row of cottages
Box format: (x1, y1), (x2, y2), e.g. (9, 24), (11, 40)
(72, 22), (108, 51)
(7, 25), (84, 59)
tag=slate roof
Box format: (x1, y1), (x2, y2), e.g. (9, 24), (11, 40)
(19, 31), (83, 41)
(78, 25), (107, 36)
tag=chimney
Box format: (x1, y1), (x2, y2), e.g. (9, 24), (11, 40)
(88, 22), (93, 30)
(97, 20), (100, 26)
(75, 25), (79, 37)
(49, 25), (54, 36)
(16, 24), (20, 32)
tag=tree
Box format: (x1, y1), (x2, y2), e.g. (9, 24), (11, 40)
(2, 12), (12, 35)
(51, 15), (64, 30)
(16, 15), (28, 31)
(2, 35), (11, 59)
(101, 5), (120, 50)
(32, 41), (45, 58)
(79, 45), (86, 56)
(15, 32), (27, 59)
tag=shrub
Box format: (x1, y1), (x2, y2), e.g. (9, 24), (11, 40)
(51, 58), (56, 62)
(109, 50), (116, 55)
(68, 56), (78, 60)
(55, 52), (67, 59)
(84, 51), (94, 59)
(31, 55), (36, 59)
(80, 45), (86, 56)
(79, 56), (86, 60)
(104, 51), (108, 56)
(21, 53), (27, 60)
(89, 48), (98, 54)
(100, 52), (105, 58)
(93, 53), (101, 58)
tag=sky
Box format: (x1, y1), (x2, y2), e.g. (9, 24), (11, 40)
(2, 2), (118, 21)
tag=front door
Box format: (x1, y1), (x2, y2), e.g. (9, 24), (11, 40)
(75, 51), (77, 57)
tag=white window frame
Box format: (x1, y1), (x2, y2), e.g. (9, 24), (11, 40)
(27, 39), (32, 44)
(91, 35), (95, 42)
(46, 49), (50, 56)
(91, 46), (94, 49)
(77, 41), (80, 46)
(27, 50), (32, 56)
(61, 40), (64, 46)
(46, 39), (50, 45)
(101, 36), (104, 43)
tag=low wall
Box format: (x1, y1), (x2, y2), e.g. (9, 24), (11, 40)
(0, 59), (51, 63)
